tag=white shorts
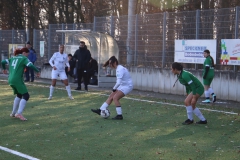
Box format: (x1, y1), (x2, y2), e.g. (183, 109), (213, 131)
(117, 85), (133, 95)
(51, 70), (67, 80)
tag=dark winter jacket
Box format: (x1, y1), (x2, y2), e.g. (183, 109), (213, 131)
(73, 46), (91, 69)
(28, 48), (37, 63)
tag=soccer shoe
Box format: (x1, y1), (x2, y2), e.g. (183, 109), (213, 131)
(212, 95), (216, 103)
(48, 96), (52, 100)
(91, 109), (101, 115)
(15, 114), (27, 121)
(196, 120), (208, 124)
(69, 96), (74, 100)
(182, 119), (194, 125)
(112, 115), (123, 120)
(10, 113), (15, 117)
(202, 99), (211, 103)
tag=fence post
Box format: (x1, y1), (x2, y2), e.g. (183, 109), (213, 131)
(93, 16), (96, 32)
(234, 6), (239, 72)
(162, 12), (166, 68)
(12, 28), (14, 45)
(62, 23), (64, 44)
(134, 14), (138, 66)
(33, 29), (36, 49)
(48, 24), (51, 60)
(26, 28), (29, 42)
(110, 15), (114, 37)
(195, 9), (200, 70)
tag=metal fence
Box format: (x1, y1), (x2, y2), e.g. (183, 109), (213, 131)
(0, 6), (240, 71)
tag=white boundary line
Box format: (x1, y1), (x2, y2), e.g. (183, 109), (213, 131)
(0, 80), (238, 116)
(0, 146), (40, 160)
(25, 81), (239, 115)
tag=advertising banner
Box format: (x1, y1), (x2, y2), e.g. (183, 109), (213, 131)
(175, 40), (216, 64)
(221, 39), (240, 65)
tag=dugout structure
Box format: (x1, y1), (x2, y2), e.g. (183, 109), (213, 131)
(56, 30), (119, 87)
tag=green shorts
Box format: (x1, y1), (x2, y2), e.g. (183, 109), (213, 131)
(203, 78), (213, 85)
(189, 85), (204, 96)
(10, 82), (28, 95)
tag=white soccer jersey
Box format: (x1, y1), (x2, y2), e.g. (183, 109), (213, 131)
(49, 52), (69, 71)
(113, 65), (133, 90)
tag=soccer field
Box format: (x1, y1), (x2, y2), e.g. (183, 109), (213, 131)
(0, 81), (239, 160)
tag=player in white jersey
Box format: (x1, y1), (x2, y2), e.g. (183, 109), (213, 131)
(48, 45), (74, 100)
(91, 56), (133, 120)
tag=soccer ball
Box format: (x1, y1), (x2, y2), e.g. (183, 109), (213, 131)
(100, 109), (110, 119)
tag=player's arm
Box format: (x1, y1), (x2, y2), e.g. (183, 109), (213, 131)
(183, 74), (198, 95)
(27, 63), (39, 72)
(112, 68), (123, 92)
(203, 66), (209, 79)
(65, 57), (70, 72)
(203, 59), (211, 79)
(49, 53), (56, 69)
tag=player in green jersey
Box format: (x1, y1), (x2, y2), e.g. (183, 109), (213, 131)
(172, 62), (207, 125)
(1, 48), (40, 121)
(202, 49), (216, 103)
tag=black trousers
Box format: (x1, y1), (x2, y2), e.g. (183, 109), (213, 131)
(77, 68), (88, 89)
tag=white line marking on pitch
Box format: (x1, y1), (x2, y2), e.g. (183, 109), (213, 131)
(1, 79), (238, 116)
(26, 82), (238, 115)
(0, 146), (40, 160)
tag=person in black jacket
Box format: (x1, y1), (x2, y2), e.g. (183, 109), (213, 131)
(73, 41), (91, 91)
(87, 57), (98, 85)
(65, 54), (76, 78)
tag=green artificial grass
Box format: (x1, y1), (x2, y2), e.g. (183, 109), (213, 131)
(0, 81), (239, 160)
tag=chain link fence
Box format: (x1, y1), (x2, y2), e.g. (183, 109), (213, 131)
(0, 7), (240, 71)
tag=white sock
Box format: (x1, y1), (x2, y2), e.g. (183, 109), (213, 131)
(17, 99), (27, 114)
(66, 85), (72, 96)
(186, 106), (193, 120)
(49, 85), (55, 97)
(12, 97), (21, 115)
(208, 88), (214, 95)
(116, 107), (122, 115)
(204, 90), (210, 98)
(100, 102), (109, 110)
(193, 108), (206, 121)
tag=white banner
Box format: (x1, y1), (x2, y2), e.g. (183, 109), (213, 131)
(175, 40), (217, 64)
(40, 41), (44, 57)
(221, 39), (240, 65)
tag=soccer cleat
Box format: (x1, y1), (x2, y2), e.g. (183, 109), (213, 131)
(212, 95), (216, 103)
(112, 115), (123, 120)
(182, 119), (194, 125)
(69, 96), (74, 100)
(196, 120), (207, 124)
(91, 109), (101, 115)
(202, 99), (211, 103)
(15, 114), (27, 121)
(10, 113), (15, 117)
(48, 96), (52, 100)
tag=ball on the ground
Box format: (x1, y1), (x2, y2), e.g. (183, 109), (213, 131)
(100, 109), (110, 118)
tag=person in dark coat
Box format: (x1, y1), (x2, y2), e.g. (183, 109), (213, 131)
(73, 41), (91, 91)
(65, 54), (76, 78)
(87, 57), (98, 85)
(25, 41), (37, 82)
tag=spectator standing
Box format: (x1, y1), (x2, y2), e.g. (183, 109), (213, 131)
(25, 41), (37, 82)
(65, 54), (76, 79)
(87, 57), (98, 85)
(73, 41), (91, 91)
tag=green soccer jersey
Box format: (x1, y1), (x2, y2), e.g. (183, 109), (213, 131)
(178, 70), (203, 95)
(1, 54), (39, 85)
(203, 56), (214, 78)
